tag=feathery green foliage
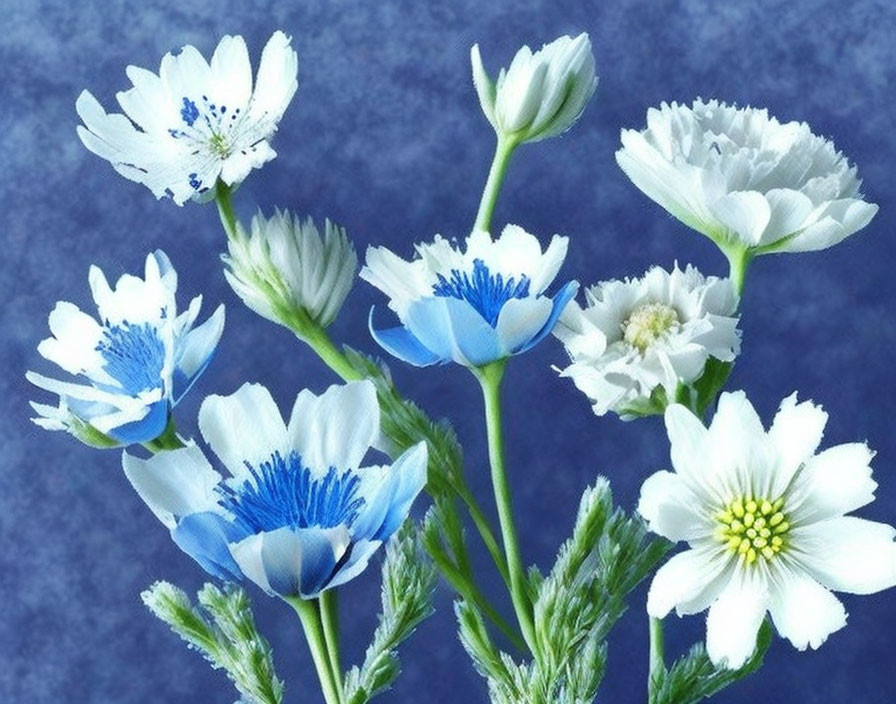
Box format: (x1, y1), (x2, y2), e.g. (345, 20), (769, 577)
(141, 582), (283, 704)
(343, 523), (438, 704)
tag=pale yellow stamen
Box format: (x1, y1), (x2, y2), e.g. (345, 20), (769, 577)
(716, 495), (790, 566)
(622, 302), (680, 352)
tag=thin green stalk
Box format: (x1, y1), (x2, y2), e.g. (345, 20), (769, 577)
(475, 360), (537, 653)
(215, 181), (238, 241)
(473, 135), (519, 233)
(319, 591), (342, 690)
(724, 246), (753, 299)
(301, 324), (365, 381)
(287, 597), (343, 704)
(143, 417), (185, 453)
(649, 615), (665, 692)
(427, 543), (527, 651)
(453, 483), (511, 588)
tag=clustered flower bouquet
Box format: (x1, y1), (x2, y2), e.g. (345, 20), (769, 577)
(27, 28), (895, 704)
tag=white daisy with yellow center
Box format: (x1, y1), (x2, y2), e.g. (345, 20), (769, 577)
(640, 391), (896, 669)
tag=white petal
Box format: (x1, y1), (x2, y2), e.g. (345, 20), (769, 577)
(707, 191), (771, 247)
(768, 569), (846, 650)
(122, 443), (221, 529)
(708, 391), (775, 500)
(791, 516), (896, 595)
(37, 302), (105, 374)
(249, 31), (299, 125)
(787, 443), (877, 524)
(199, 383), (287, 478)
(470, 44), (497, 129)
(287, 380), (380, 473)
(767, 392), (828, 496)
(647, 548), (732, 618)
(664, 404), (719, 502)
(638, 470), (708, 542)
(705, 574), (769, 669)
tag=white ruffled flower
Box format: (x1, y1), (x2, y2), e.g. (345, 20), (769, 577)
(471, 33), (597, 144)
(76, 32), (298, 205)
(554, 264), (740, 418)
(616, 100), (878, 255)
(223, 209), (357, 329)
(27, 251), (225, 446)
(641, 392), (896, 669)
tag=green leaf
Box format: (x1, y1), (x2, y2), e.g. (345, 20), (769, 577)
(142, 581), (283, 704)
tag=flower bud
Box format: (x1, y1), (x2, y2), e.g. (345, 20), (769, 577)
(471, 33), (597, 144)
(224, 209), (357, 331)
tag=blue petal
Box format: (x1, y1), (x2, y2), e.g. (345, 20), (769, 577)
(353, 443), (428, 543)
(325, 539), (383, 591)
(258, 527), (344, 598)
(516, 280), (579, 354)
(106, 399), (169, 444)
(173, 305), (225, 404)
(368, 307), (443, 367)
(172, 511), (246, 582)
(405, 297), (502, 367)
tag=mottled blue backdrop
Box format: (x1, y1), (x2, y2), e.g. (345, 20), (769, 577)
(2, 1), (895, 702)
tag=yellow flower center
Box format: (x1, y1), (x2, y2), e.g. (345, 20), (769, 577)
(622, 302), (680, 352)
(209, 132), (231, 157)
(717, 496), (790, 566)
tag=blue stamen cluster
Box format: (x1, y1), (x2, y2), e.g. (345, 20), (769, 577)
(432, 258), (531, 326)
(96, 321), (166, 395)
(217, 452), (366, 534)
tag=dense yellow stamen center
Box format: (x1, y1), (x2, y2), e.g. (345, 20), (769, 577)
(717, 496), (790, 566)
(622, 302), (680, 352)
(210, 132), (231, 157)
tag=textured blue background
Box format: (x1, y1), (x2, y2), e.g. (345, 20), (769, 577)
(2, 1), (895, 702)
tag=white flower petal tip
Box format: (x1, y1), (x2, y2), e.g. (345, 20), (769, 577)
(616, 99), (877, 255)
(77, 31), (299, 204)
(554, 263), (740, 419)
(28, 251), (223, 446)
(136, 379), (423, 596)
(224, 209), (357, 330)
(361, 224), (574, 368)
(642, 388), (896, 665)
(471, 33), (597, 143)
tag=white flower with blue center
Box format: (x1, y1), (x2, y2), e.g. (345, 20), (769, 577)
(554, 264), (740, 418)
(361, 225), (577, 368)
(122, 381), (427, 598)
(76, 32), (298, 205)
(616, 100), (878, 256)
(471, 33), (597, 144)
(27, 251), (225, 446)
(641, 392), (896, 668)
(223, 209), (357, 330)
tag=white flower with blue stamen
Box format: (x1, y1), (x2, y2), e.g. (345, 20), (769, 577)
(122, 381), (427, 598)
(361, 225), (578, 368)
(76, 32), (298, 205)
(27, 251), (225, 446)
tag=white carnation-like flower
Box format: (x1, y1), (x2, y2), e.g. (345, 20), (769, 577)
(223, 209), (357, 329)
(641, 392), (896, 669)
(616, 99), (878, 255)
(76, 32), (298, 205)
(554, 264), (740, 418)
(471, 33), (597, 144)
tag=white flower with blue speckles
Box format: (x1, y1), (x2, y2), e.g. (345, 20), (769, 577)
(471, 33), (597, 143)
(554, 264), (740, 418)
(223, 209), (357, 329)
(76, 32), (298, 205)
(641, 392), (896, 668)
(122, 381), (427, 597)
(361, 225), (578, 368)
(616, 100), (878, 255)
(27, 251), (225, 446)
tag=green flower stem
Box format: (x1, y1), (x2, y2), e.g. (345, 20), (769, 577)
(143, 417), (186, 453)
(473, 134), (520, 234)
(426, 543), (526, 651)
(319, 591), (342, 690)
(475, 359), (538, 653)
(215, 181), (238, 241)
(287, 597), (343, 704)
(649, 616), (665, 690)
(724, 246), (753, 299)
(298, 324), (512, 592)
